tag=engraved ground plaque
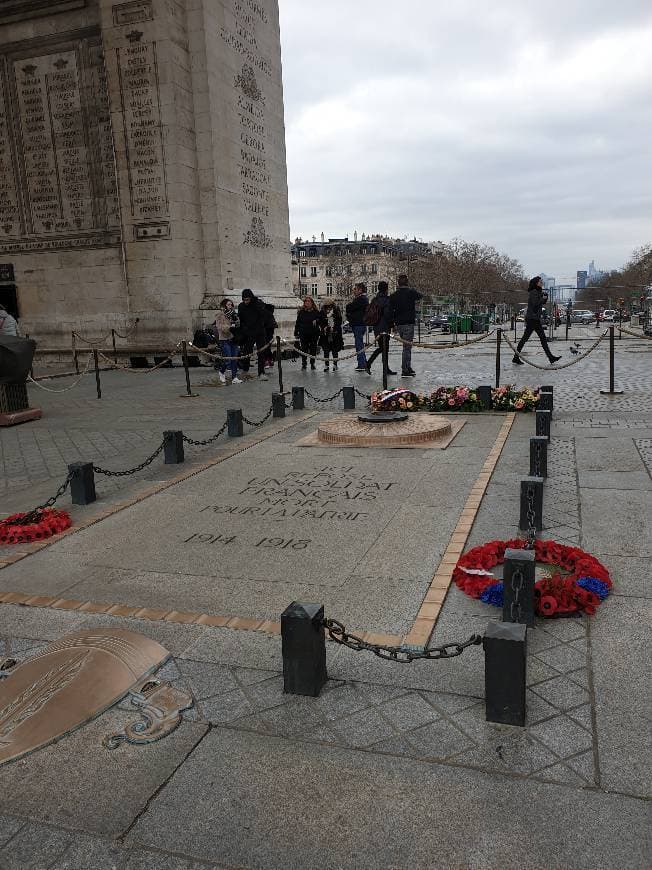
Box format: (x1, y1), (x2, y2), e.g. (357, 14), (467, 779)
(0, 628), (170, 765)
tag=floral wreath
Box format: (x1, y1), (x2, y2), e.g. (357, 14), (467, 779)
(454, 538), (611, 617)
(0, 508), (71, 546)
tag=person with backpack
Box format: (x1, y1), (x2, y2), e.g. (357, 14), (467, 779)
(318, 301), (344, 371)
(238, 288), (269, 380)
(389, 274), (422, 377)
(345, 282), (369, 371)
(364, 281), (396, 375)
(294, 297), (320, 370)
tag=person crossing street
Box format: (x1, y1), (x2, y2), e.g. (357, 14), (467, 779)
(512, 277), (561, 365)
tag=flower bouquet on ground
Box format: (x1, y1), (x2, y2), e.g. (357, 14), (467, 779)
(491, 385), (539, 411)
(370, 389), (427, 412)
(429, 385), (483, 412)
(0, 508), (72, 545)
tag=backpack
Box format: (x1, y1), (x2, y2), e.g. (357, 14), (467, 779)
(363, 299), (382, 327)
(192, 328), (210, 348)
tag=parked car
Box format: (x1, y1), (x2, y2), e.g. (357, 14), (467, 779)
(602, 309), (616, 322)
(427, 314), (448, 329)
(570, 309), (595, 324)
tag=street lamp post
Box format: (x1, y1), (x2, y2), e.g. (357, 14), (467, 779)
(595, 300), (604, 328)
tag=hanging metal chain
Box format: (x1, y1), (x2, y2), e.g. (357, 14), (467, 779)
(354, 388), (372, 401)
(304, 388), (343, 403)
(93, 441), (165, 477)
(1, 471), (74, 526)
(182, 420), (228, 447)
(525, 485), (537, 549)
(242, 406), (274, 427)
(322, 617), (482, 663)
(509, 567), (524, 622)
(533, 443), (542, 477)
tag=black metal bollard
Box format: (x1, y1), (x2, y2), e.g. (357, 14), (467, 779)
(599, 325), (623, 395)
(538, 390), (553, 418)
(276, 335), (284, 395)
(68, 462), (96, 505)
(342, 386), (355, 410)
(529, 436), (548, 478)
(93, 349), (102, 399)
(495, 328), (501, 389)
(535, 409), (551, 441)
(163, 430), (184, 464)
(484, 620), (527, 726)
(292, 386), (305, 410)
(502, 548), (535, 626)
(227, 408), (243, 437)
(477, 385), (493, 410)
(519, 476), (544, 532)
(281, 602), (327, 697)
(540, 384), (553, 396)
(272, 392), (286, 418)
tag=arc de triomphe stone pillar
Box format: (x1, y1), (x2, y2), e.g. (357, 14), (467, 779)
(0, 0), (293, 347)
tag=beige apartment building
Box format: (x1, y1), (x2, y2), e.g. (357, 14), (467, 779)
(291, 234), (440, 303)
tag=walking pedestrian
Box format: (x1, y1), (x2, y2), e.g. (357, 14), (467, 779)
(318, 301), (344, 371)
(389, 274), (422, 377)
(294, 297), (320, 370)
(512, 277), (561, 365)
(237, 288), (269, 380)
(345, 283), (369, 371)
(214, 299), (242, 384)
(365, 281), (396, 375)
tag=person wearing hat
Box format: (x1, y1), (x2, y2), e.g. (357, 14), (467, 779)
(237, 288), (269, 380)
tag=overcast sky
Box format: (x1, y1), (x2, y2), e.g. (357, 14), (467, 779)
(278, 0), (652, 281)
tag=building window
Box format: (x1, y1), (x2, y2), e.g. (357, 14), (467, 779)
(299, 284), (307, 295)
(371, 281), (379, 292)
(326, 282), (333, 296)
(325, 266), (332, 277)
(346, 265), (352, 275)
(310, 266), (317, 277)
(300, 266), (306, 278)
(361, 263), (367, 274)
(311, 283), (318, 296)
(299, 250), (306, 257)
(371, 263), (377, 274)
(336, 283), (343, 293)
(361, 247), (367, 255)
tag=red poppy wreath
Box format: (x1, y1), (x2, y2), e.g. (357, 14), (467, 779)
(454, 538), (612, 617)
(0, 508), (72, 546)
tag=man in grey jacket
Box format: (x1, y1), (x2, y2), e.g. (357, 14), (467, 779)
(513, 277), (561, 365)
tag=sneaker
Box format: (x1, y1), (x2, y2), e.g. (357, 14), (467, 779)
(549, 355), (561, 363)
(218, 371), (226, 384)
(232, 376), (243, 384)
(355, 366), (367, 372)
(401, 371), (416, 377)
(512, 355), (525, 365)
(386, 369), (397, 375)
(258, 374), (269, 381)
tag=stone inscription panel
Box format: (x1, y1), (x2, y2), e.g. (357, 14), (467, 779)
(116, 36), (168, 225)
(0, 33), (122, 252)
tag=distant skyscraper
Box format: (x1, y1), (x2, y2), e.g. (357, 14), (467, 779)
(577, 271), (588, 289)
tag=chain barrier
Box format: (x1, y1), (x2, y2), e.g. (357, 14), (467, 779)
(93, 441), (165, 477)
(72, 324), (138, 345)
(280, 336), (376, 363)
(354, 388), (372, 401)
(501, 328), (608, 370)
(182, 420), (229, 447)
(322, 617), (482, 663)
(0, 471), (75, 527)
(242, 406), (274, 427)
(97, 344), (182, 374)
(619, 326), (651, 340)
(304, 387), (343, 403)
(27, 354), (93, 392)
(188, 338), (275, 362)
(525, 484), (537, 550)
(509, 567), (524, 623)
(386, 329), (495, 351)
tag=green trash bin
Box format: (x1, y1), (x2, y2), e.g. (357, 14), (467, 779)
(460, 315), (472, 333)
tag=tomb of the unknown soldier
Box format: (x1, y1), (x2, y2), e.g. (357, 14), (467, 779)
(0, 2), (650, 868)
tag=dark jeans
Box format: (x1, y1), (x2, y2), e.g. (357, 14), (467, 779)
(240, 334), (266, 375)
(516, 319), (554, 359)
(367, 332), (389, 369)
(352, 324), (367, 368)
(396, 323), (414, 372)
(299, 335), (317, 368)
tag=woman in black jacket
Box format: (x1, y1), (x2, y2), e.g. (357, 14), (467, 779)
(365, 281), (396, 375)
(318, 302), (344, 371)
(294, 297), (320, 370)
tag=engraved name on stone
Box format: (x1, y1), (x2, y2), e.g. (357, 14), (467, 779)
(112, 0), (154, 26)
(0, 66), (21, 235)
(117, 35), (168, 222)
(88, 44), (120, 229)
(15, 52), (94, 234)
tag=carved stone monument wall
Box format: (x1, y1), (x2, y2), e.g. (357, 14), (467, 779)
(0, 0), (292, 346)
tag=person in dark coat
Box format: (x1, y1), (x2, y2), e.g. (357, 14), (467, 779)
(238, 288), (268, 379)
(345, 282), (369, 370)
(294, 297), (320, 370)
(262, 301), (277, 369)
(318, 301), (344, 371)
(389, 274), (422, 377)
(513, 277), (561, 365)
(365, 281), (396, 375)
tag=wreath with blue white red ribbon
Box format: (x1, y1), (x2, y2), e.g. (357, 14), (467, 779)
(454, 539), (611, 616)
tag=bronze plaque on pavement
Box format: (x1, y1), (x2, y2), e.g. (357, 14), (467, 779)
(0, 629), (170, 765)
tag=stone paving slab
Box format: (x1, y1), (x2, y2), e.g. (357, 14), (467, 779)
(125, 728), (650, 870)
